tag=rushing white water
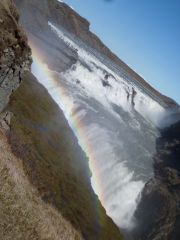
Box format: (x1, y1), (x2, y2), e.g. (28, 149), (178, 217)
(30, 22), (164, 229)
(48, 22), (168, 126)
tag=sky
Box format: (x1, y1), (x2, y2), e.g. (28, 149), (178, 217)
(63, 0), (180, 104)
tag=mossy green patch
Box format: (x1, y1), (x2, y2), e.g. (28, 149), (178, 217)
(6, 72), (124, 240)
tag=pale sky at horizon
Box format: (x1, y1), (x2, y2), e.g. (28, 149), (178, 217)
(63, 0), (180, 104)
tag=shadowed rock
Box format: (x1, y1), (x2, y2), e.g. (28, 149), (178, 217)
(0, 0), (31, 112)
(132, 121), (180, 240)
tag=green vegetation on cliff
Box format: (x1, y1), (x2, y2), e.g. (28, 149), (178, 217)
(6, 72), (124, 240)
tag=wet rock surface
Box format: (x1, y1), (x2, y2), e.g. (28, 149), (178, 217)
(132, 121), (180, 240)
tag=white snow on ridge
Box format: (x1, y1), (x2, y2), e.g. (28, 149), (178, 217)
(57, 0), (74, 9)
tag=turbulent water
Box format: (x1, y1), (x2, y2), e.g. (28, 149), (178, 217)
(31, 22), (164, 230)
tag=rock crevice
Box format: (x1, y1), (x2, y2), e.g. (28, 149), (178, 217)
(0, 0), (31, 112)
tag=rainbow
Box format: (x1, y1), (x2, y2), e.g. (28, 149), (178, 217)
(30, 43), (105, 205)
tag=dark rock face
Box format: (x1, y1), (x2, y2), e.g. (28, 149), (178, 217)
(0, 0), (31, 112)
(132, 121), (180, 240)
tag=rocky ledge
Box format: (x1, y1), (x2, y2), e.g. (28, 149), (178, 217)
(0, 0), (31, 112)
(132, 121), (180, 240)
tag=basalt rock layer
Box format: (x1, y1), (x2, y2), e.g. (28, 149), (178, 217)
(0, 0), (31, 112)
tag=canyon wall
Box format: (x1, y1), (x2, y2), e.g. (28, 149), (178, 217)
(0, 0), (31, 112)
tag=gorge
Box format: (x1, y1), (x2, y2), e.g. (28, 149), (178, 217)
(0, 0), (179, 239)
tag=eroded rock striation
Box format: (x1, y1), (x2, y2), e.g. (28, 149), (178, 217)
(0, 0), (31, 112)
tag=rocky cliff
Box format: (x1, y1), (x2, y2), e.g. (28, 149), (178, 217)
(0, 1), (124, 239)
(0, 0), (31, 112)
(132, 121), (180, 240)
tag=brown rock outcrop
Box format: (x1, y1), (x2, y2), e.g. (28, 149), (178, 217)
(0, 0), (31, 112)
